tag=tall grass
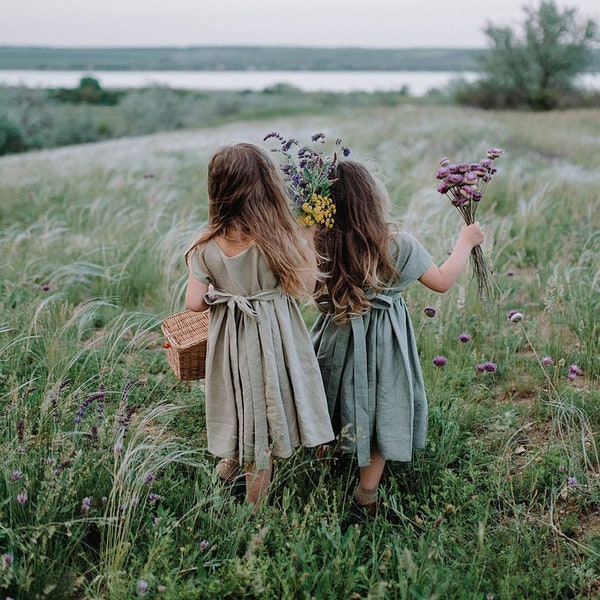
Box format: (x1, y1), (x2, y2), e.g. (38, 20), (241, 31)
(1, 105), (599, 598)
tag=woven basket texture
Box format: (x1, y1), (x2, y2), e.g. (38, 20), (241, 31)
(161, 310), (209, 380)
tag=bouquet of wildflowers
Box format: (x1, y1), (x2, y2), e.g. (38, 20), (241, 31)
(264, 131), (350, 228)
(436, 148), (503, 301)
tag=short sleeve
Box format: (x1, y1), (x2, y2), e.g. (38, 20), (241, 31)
(188, 246), (211, 284)
(390, 232), (432, 291)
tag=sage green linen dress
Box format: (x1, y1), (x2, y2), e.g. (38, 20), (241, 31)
(311, 232), (432, 467)
(188, 239), (334, 470)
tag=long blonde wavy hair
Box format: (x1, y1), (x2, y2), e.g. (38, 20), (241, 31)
(185, 143), (316, 298)
(313, 160), (398, 325)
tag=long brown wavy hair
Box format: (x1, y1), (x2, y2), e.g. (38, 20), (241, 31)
(185, 143), (316, 298)
(313, 160), (398, 325)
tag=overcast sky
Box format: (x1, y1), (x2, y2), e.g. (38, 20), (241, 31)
(4, 0), (600, 49)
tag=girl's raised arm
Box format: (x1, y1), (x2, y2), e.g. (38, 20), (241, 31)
(418, 223), (484, 293)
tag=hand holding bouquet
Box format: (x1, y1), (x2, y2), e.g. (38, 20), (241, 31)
(436, 148), (503, 301)
(264, 132), (350, 228)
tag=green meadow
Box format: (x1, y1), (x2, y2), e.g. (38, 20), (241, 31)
(1, 104), (599, 599)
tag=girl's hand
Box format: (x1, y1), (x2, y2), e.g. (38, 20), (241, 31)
(460, 222), (484, 248)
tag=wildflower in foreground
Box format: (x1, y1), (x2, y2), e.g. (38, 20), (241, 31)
(16, 492), (28, 505)
(137, 580), (149, 596)
(433, 356), (448, 367)
(199, 539), (209, 550)
(507, 309), (523, 323)
(458, 333), (472, 343)
(541, 356), (553, 366)
(10, 470), (23, 482)
(569, 364), (583, 376)
(423, 306), (436, 318)
(2, 553), (14, 567)
(567, 476), (578, 487)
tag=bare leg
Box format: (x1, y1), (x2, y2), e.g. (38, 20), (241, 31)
(359, 445), (385, 490)
(354, 445), (385, 514)
(245, 462), (272, 507)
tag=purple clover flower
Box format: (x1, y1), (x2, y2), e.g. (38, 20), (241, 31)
(567, 373), (577, 382)
(541, 356), (553, 366)
(458, 333), (471, 343)
(483, 362), (497, 373)
(475, 364), (486, 372)
(10, 470), (23, 482)
(16, 492), (28, 505)
(2, 553), (14, 567)
(432, 356), (448, 367)
(569, 364), (583, 376)
(137, 580), (149, 596)
(423, 306), (436, 318)
(567, 476), (578, 487)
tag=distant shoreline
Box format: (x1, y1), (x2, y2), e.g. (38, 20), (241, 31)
(0, 46), (485, 72)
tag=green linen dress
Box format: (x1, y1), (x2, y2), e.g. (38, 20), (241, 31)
(311, 232), (433, 467)
(188, 239), (334, 471)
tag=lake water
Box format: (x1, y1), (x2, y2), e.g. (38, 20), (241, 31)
(2, 70), (599, 97)
(0, 70), (480, 96)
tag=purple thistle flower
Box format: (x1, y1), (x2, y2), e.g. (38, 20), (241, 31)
(2, 553), (14, 567)
(10, 470), (23, 482)
(423, 306), (436, 318)
(569, 364), (583, 376)
(567, 373), (577, 382)
(507, 310), (523, 323)
(16, 492), (28, 505)
(137, 580), (149, 596)
(541, 356), (553, 366)
(475, 364), (486, 372)
(433, 356), (448, 367)
(567, 476), (578, 487)
(458, 333), (472, 343)
(487, 148), (504, 159)
(483, 362), (497, 373)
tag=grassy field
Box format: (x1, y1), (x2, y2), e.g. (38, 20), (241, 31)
(1, 104), (599, 599)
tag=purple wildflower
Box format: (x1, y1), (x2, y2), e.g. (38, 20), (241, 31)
(458, 333), (471, 343)
(569, 364), (583, 376)
(506, 270), (515, 277)
(137, 580), (149, 596)
(81, 497), (91, 515)
(145, 471), (155, 484)
(541, 356), (553, 366)
(2, 553), (14, 567)
(424, 306), (436, 318)
(41, 284), (50, 291)
(567, 373), (577, 382)
(433, 356), (448, 367)
(16, 492), (28, 505)
(507, 309), (523, 323)
(199, 539), (209, 550)
(567, 476), (578, 487)
(483, 362), (497, 373)
(10, 470), (23, 482)
(475, 364), (486, 372)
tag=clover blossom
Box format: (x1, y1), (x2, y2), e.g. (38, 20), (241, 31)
(433, 356), (448, 367)
(541, 356), (553, 366)
(458, 333), (472, 343)
(16, 492), (28, 505)
(423, 306), (436, 318)
(10, 470), (23, 482)
(264, 131), (349, 228)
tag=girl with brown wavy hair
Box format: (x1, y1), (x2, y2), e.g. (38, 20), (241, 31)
(312, 160), (484, 516)
(185, 143), (333, 507)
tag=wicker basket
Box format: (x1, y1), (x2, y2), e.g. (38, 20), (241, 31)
(161, 310), (210, 380)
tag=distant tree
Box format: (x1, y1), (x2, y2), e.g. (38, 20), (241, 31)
(460, 1), (598, 109)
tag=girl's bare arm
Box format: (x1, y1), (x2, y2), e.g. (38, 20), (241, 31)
(185, 273), (210, 312)
(418, 223), (484, 293)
